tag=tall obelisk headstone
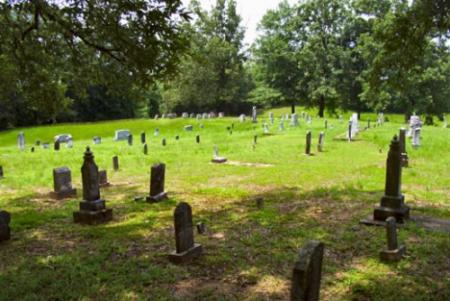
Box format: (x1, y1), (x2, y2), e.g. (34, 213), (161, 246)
(73, 147), (113, 225)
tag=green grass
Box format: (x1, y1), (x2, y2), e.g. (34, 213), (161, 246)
(0, 107), (449, 300)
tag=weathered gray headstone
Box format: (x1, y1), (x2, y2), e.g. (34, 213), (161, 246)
(290, 240), (324, 301)
(73, 147), (113, 225)
(50, 167), (77, 199)
(305, 131), (312, 155)
(17, 132), (25, 151)
(263, 122), (270, 135)
(317, 132), (324, 152)
(324, 120), (328, 129)
(290, 113), (299, 127)
(269, 112), (274, 124)
(113, 156), (119, 171)
(146, 163), (168, 202)
(114, 129), (130, 141)
(66, 139), (73, 149)
(252, 106), (257, 123)
(412, 128), (421, 148)
(42, 143), (50, 149)
(380, 217), (406, 262)
(98, 170), (110, 187)
(184, 125), (193, 132)
(154, 128), (160, 136)
(362, 136), (410, 225)
(168, 202), (203, 263)
(93, 136), (102, 145)
(399, 128), (408, 167)
(212, 145), (227, 163)
(239, 114), (246, 122)
(0, 210), (11, 242)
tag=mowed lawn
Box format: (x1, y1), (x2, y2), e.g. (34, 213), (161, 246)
(0, 107), (449, 301)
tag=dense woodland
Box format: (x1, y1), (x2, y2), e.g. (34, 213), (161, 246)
(0, 0), (449, 130)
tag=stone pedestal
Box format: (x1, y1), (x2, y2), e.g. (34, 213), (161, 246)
(74, 147), (113, 225)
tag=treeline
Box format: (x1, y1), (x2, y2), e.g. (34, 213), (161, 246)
(0, 0), (449, 130)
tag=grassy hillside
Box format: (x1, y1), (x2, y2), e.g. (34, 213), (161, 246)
(0, 108), (449, 300)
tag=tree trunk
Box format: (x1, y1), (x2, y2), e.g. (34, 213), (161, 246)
(318, 96), (325, 118)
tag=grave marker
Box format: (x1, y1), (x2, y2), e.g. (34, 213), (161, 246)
(380, 217), (406, 262)
(54, 141), (60, 151)
(412, 128), (421, 148)
(143, 143), (148, 155)
(128, 134), (133, 146)
(114, 129), (130, 141)
(17, 132), (25, 151)
(162, 138), (166, 146)
(184, 125), (193, 131)
(98, 170), (110, 187)
(252, 106), (258, 123)
(50, 167), (77, 199)
(317, 132), (324, 152)
(290, 114), (299, 127)
(399, 128), (409, 167)
(93, 136), (102, 145)
(113, 156), (119, 171)
(212, 145), (227, 163)
(196, 135), (200, 144)
(168, 202), (203, 263)
(0, 210), (11, 242)
(73, 147), (113, 225)
(146, 163), (168, 202)
(291, 240), (324, 301)
(141, 132), (146, 144)
(305, 131), (312, 155)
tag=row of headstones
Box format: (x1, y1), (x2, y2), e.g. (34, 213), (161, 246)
(17, 133), (74, 152)
(154, 112), (225, 120)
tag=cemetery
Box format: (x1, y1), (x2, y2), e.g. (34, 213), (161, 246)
(0, 0), (449, 300)
(0, 108), (449, 300)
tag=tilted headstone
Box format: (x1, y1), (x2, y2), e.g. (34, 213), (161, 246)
(114, 129), (130, 141)
(364, 136), (410, 224)
(143, 143), (148, 155)
(184, 125), (193, 132)
(154, 114), (159, 120)
(0, 210), (11, 242)
(54, 141), (60, 151)
(93, 136), (102, 145)
(17, 132), (25, 151)
(128, 134), (133, 146)
(305, 131), (312, 155)
(98, 170), (110, 187)
(252, 106), (257, 123)
(290, 240), (324, 301)
(290, 114), (299, 127)
(317, 132), (324, 152)
(113, 156), (119, 171)
(412, 128), (421, 148)
(380, 217), (406, 262)
(146, 163), (168, 202)
(212, 145), (227, 163)
(50, 167), (77, 199)
(161, 113), (166, 119)
(399, 128), (409, 167)
(140, 132), (146, 144)
(168, 202), (203, 263)
(73, 147), (113, 225)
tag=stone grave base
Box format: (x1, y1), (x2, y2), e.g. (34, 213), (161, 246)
(73, 209), (113, 225)
(212, 157), (227, 164)
(146, 192), (168, 203)
(168, 243), (203, 264)
(50, 188), (77, 200)
(380, 245), (406, 262)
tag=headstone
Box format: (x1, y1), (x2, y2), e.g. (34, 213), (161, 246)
(363, 136), (410, 225)
(54, 134), (72, 143)
(54, 141), (60, 151)
(35, 140), (41, 146)
(306, 115), (312, 125)
(212, 145), (227, 163)
(290, 114), (299, 127)
(42, 143), (50, 149)
(31, 147), (35, 153)
(93, 136), (102, 145)
(50, 167), (77, 199)
(254, 135), (257, 145)
(305, 131), (312, 155)
(367, 119), (371, 129)
(347, 121), (353, 142)
(339, 115), (343, 123)
(380, 217), (406, 262)
(399, 128), (409, 167)
(218, 112), (224, 118)
(128, 134), (133, 146)
(252, 106), (257, 123)
(190, 113), (195, 118)
(184, 125), (193, 132)
(140, 132), (146, 144)
(168, 202), (203, 263)
(196, 135), (200, 144)
(202, 113), (208, 119)
(317, 132), (324, 152)
(114, 129), (130, 141)
(263, 122), (270, 135)
(443, 117), (448, 128)
(199, 124), (204, 129)
(279, 120), (285, 131)
(324, 120), (328, 129)
(162, 138), (166, 146)
(161, 113), (166, 119)
(408, 115), (422, 137)
(98, 170), (110, 187)
(112, 156), (119, 171)
(143, 143), (148, 155)
(239, 114), (246, 122)
(182, 112), (189, 118)
(412, 128), (421, 149)
(66, 139), (73, 149)
(197, 222), (206, 234)
(154, 114), (159, 120)
(0, 210), (11, 242)
(290, 240), (324, 301)
(269, 112), (274, 124)
(196, 114), (202, 120)
(0, 166), (3, 179)
(17, 132), (25, 151)
(73, 147), (113, 225)
(146, 163), (168, 202)
(154, 128), (160, 136)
